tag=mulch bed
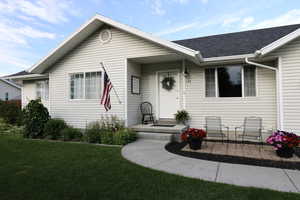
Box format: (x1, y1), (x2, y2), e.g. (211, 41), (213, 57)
(165, 142), (300, 170)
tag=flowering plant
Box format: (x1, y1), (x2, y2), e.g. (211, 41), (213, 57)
(266, 130), (300, 150)
(181, 128), (207, 142)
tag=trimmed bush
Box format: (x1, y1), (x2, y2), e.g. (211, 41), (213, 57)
(0, 100), (22, 125)
(61, 127), (82, 141)
(22, 99), (50, 138)
(113, 129), (137, 145)
(44, 118), (67, 140)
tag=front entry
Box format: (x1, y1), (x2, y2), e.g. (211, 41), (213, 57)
(158, 71), (180, 119)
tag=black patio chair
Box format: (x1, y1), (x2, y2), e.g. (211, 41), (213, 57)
(140, 102), (155, 124)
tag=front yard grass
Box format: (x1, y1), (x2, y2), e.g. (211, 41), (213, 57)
(0, 135), (299, 200)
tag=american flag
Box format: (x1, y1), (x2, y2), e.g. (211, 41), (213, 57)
(101, 71), (113, 111)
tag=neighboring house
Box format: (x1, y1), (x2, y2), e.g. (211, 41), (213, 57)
(8, 14), (300, 133)
(0, 78), (21, 101)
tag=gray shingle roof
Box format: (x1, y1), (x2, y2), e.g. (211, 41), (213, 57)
(173, 24), (300, 58)
(8, 70), (31, 77)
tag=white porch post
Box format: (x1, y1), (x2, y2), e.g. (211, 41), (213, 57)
(182, 59), (186, 110)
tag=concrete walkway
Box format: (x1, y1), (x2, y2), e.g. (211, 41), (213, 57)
(121, 139), (300, 193)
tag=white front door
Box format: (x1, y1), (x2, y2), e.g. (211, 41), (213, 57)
(158, 71), (180, 119)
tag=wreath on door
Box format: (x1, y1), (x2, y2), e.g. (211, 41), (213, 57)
(161, 76), (175, 91)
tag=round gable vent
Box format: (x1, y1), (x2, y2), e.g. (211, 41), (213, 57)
(99, 29), (112, 44)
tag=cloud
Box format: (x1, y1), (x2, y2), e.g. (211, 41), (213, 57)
(150, 0), (166, 16)
(241, 17), (254, 28)
(155, 21), (199, 36)
(222, 16), (241, 26)
(156, 12), (245, 36)
(0, 20), (56, 45)
(246, 9), (300, 30)
(0, 0), (79, 24)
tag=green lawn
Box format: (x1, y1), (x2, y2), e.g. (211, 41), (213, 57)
(0, 135), (299, 200)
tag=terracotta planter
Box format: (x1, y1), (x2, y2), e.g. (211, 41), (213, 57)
(188, 138), (203, 150)
(276, 147), (294, 158)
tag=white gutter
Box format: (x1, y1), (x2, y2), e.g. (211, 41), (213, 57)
(245, 57), (283, 130)
(245, 57), (277, 71)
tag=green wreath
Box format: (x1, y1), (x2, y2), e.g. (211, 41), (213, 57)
(161, 76), (175, 91)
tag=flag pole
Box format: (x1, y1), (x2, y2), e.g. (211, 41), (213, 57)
(100, 62), (122, 104)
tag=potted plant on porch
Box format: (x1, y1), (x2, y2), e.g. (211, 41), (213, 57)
(175, 110), (190, 125)
(181, 128), (206, 150)
(266, 130), (300, 158)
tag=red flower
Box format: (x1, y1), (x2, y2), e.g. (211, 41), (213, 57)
(180, 128), (206, 142)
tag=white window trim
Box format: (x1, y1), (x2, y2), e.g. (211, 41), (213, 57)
(68, 71), (102, 101)
(204, 65), (257, 98)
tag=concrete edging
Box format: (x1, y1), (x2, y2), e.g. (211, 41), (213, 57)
(121, 139), (300, 193)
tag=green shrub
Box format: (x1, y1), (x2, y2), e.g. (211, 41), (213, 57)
(0, 118), (24, 136)
(101, 130), (114, 144)
(113, 129), (137, 145)
(0, 118), (12, 133)
(44, 118), (67, 140)
(85, 116), (136, 145)
(174, 110), (190, 124)
(61, 127), (82, 141)
(0, 100), (22, 125)
(5, 126), (25, 135)
(22, 99), (50, 138)
(85, 122), (102, 143)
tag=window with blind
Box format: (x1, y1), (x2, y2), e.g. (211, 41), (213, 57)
(244, 66), (256, 96)
(205, 65), (256, 97)
(70, 72), (101, 100)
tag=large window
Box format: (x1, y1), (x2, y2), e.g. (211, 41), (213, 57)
(36, 80), (49, 100)
(205, 65), (256, 97)
(70, 71), (101, 100)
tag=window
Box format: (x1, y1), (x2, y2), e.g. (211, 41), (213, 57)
(205, 65), (256, 97)
(70, 71), (101, 100)
(36, 80), (49, 100)
(85, 72), (101, 99)
(218, 66), (242, 97)
(205, 68), (215, 97)
(5, 92), (8, 101)
(244, 66), (256, 96)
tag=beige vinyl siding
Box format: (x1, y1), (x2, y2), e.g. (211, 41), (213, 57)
(22, 80), (49, 109)
(185, 62), (277, 130)
(0, 80), (20, 101)
(127, 60), (142, 126)
(47, 26), (174, 128)
(141, 61), (183, 119)
(268, 37), (300, 133)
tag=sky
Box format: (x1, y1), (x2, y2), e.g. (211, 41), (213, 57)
(1, 0), (300, 76)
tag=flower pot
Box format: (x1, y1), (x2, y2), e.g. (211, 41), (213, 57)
(188, 138), (203, 150)
(276, 147), (294, 158)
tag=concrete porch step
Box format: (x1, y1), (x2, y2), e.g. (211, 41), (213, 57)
(137, 132), (180, 142)
(130, 123), (187, 134)
(157, 118), (177, 125)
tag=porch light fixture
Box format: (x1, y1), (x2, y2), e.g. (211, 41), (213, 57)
(184, 66), (190, 78)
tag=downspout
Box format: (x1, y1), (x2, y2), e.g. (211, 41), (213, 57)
(245, 57), (283, 130)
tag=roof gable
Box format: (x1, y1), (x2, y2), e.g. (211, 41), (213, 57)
(29, 14), (200, 74)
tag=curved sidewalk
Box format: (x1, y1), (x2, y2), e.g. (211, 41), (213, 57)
(122, 139), (300, 193)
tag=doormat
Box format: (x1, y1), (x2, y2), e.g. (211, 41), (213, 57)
(152, 124), (176, 127)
